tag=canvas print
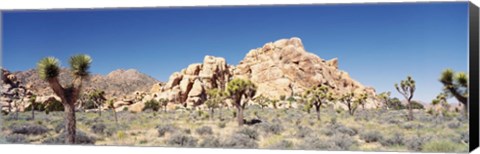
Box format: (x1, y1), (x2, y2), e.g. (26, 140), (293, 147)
(0, 2), (473, 153)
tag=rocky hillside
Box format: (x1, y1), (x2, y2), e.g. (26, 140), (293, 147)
(11, 68), (159, 98)
(152, 37), (377, 108)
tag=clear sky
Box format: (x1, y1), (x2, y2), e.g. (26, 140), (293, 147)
(1, 2), (469, 103)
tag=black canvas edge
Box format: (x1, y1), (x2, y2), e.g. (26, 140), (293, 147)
(469, 1), (479, 153)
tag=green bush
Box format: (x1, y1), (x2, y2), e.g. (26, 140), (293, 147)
(422, 140), (465, 152)
(143, 99), (160, 112)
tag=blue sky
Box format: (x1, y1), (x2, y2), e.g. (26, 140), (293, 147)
(1, 2), (469, 102)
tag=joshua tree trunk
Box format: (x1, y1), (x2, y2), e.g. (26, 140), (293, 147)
(236, 107), (244, 126)
(407, 100), (413, 121)
(210, 108), (214, 120)
(315, 105), (321, 121)
(64, 102), (76, 144)
(31, 102), (35, 120)
(113, 109), (118, 125)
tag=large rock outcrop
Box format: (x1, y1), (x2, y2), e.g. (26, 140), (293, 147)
(235, 37), (375, 99)
(151, 56), (233, 108)
(151, 37), (377, 109)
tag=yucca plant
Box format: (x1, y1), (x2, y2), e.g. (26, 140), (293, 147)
(395, 76), (416, 121)
(254, 95), (270, 110)
(431, 92), (449, 118)
(37, 54), (92, 144)
(107, 100), (118, 125)
(303, 84), (332, 121)
(226, 78), (256, 126)
(87, 89), (106, 117)
(159, 98), (169, 112)
(340, 91), (359, 116)
(440, 69), (468, 117)
(377, 91), (391, 110)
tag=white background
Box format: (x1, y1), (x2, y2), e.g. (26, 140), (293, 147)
(0, 0), (478, 154)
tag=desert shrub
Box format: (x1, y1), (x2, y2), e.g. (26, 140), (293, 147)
(401, 122), (423, 130)
(25, 102), (46, 111)
(156, 124), (177, 137)
(9, 123), (49, 135)
(221, 134), (258, 148)
(54, 122), (65, 133)
(258, 122), (284, 135)
(299, 136), (332, 150)
(268, 140), (294, 149)
(43, 131), (96, 144)
(44, 99), (64, 113)
(294, 126), (312, 138)
(90, 123), (106, 134)
(5, 134), (27, 143)
(360, 131), (383, 143)
(410, 101), (424, 109)
(330, 134), (356, 150)
(335, 125), (358, 136)
(405, 135), (432, 151)
(195, 126), (213, 136)
(380, 132), (404, 146)
(199, 136), (221, 147)
(460, 132), (469, 143)
(447, 121), (461, 129)
(183, 128), (191, 134)
(217, 122), (226, 129)
(143, 99), (160, 112)
(236, 127), (259, 140)
(422, 140), (463, 152)
(166, 133), (198, 147)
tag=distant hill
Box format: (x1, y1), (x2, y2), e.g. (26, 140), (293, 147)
(12, 68), (159, 99)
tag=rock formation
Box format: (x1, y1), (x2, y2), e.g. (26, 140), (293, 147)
(151, 56), (233, 108)
(152, 37), (377, 109)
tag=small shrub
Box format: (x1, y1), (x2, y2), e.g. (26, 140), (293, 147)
(43, 131), (96, 144)
(268, 140), (294, 149)
(406, 135), (432, 151)
(380, 132), (405, 146)
(156, 124), (177, 137)
(236, 127), (259, 140)
(422, 140), (463, 152)
(54, 122), (65, 133)
(259, 122), (284, 135)
(221, 134), (258, 148)
(183, 128), (191, 134)
(143, 99), (160, 112)
(330, 134), (356, 150)
(195, 126), (213, 136)
(90, 123), (106, 134)
(5, 134), (27, 143)
(166, 133), (198, 147)
(217, 122), (226, 129)
(9, 123), (49, 135)
(360, 131), (383, 143)
(299, 136), (332, 150)
(447, 121), (461, 129)
(295, 126), (312, 138)
(199, 136), (221, 147)
(336, 125), (357, 136)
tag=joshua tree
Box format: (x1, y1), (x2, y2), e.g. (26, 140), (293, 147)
(395, 76), (416, 121)
(107, 100), (118, 125)
(270, 99), (279, 109)
(29, 95), (37, 120)
(431, 92), (449, 118)
(37, 54), (92, 144)
(226, 78), (256, 126)
(205, 88), (224, 120)
(340, 92), (359, 116)
(439, 69), (468, 117)
(254, 95), (270, 110)
(356, 92), (368, 110)
(88, 89), (106, 117)
(377, 91), (391, 110)
(159, 98), (169, 112)
(303, 85), (332, 121)
(286, 96), (296, 109)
